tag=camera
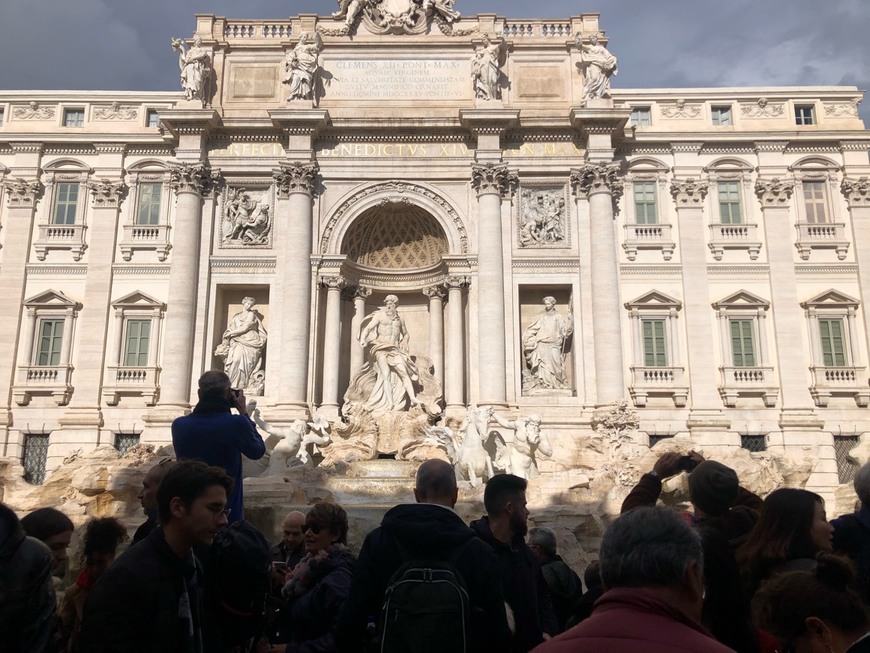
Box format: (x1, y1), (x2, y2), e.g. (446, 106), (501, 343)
(676, 455), (700, 473)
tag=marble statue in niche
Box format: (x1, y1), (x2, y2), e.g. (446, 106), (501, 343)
(222, 187), (272, 246)
(215, 297), (268, 395)
(283, 32), (323, 105)
(472, 35), (506, 101)
(576, 33), (617, 103)
(171, 37), (211, 106)
(519, 188), (566, 246)
(352, 295), (421, 414)
(522, 296), (573, 392)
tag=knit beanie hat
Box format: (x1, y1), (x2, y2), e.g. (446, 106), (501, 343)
(688, 461), (739, 517)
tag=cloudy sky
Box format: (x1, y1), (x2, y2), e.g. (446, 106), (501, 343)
(1, 0), (868, 122)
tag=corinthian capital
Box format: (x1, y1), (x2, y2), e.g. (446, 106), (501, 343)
(471, 163), (517, 198)
(754, 178), (795, 208)
(569, 163), (624, 201)
(169, 162), (221, 197)
(423, 285), (446, 301)
(670, 178), (709, 206)
(444, 275), (470, 290)
(273, 161), (319, 198)
(318, 275), (345, 290)
(841, 177), (870, 208)
(2, 177), (43, 208)
(88, 178), (127, 208)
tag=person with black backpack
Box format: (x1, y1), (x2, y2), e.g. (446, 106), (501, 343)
(335, 458), (512, 653)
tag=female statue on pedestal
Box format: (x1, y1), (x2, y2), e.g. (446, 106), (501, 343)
(215, 297), (268, 394)
(576, 33), (618, 103)
(171, 37), (211, 106)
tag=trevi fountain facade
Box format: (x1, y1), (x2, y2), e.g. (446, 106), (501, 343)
(0, 5), (869, 559)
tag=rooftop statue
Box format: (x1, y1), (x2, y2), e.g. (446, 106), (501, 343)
(283, 32), (324, 105)
(171, 37), (211, 106)
(576, 33), (617, 104)
(472, 35), (506, 101)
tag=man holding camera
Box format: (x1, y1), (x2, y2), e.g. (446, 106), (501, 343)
(621, 451), (762, 545)
(172, 370), (266, 522)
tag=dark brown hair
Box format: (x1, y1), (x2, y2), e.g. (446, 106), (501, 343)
(157, 460), (233, 524)
(306, 502), (349, 545)
(736, 488), (824, 595)
(81, 517), (128, 564)
(753, 553), (869, 643)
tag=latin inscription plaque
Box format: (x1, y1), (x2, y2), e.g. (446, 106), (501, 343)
(324, 59), (471, 101)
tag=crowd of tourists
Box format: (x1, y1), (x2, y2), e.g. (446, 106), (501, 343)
(2, 370), (870, 652)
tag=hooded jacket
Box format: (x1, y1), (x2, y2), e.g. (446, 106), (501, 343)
(336, 503), (511, 653)
(0, 503), (56, 653)
(470, 516), (558, 652)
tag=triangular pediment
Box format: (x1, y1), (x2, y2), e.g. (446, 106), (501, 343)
(23, 289), (79, 309)
(712, 290), (770, 310)
(111, 291), (165, 310)
(801, 289), (860, 309)
(624, 290), (682, 310)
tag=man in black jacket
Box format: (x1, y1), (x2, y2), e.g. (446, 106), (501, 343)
(336, 458), (511, 652)
(470, 473), (558, 653)
(0, 503), (56, 653)
(78, 461), (233, 653)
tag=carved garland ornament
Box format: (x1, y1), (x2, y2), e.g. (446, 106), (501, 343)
(2, 178), (43, 207)
(88, 179), (127, 208)
(470, 163), (517, 198)
(169, 162), (221, 196)
(754, 178), (795, 207)
(273, 162), (319, 198)
(12, 102), (56, 121)
(841, 177), (870, 208)
(320, 181), (469, 255)
(93, 102), (139, 121)
(670, 178), (709, 206)
(570, 163), (624, 201)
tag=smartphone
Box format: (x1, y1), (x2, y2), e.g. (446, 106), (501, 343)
(677, 455), (700, 473)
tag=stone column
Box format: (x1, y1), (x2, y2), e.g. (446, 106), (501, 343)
(272, 162), (319, 411)
(444, 275), (469, 410)
(318, 275), (345, 413)
(471, 163), (515, 405)
(347, 285), (371, 380)
(60, 177), (127, 434)
(756, 178), (817, 409)
(842, 177), (870, 364)
(157, 163), (219, 408)
(0, 176), (42, 443)
(424, 285), (446, 389)
(570, 163), (625, 405)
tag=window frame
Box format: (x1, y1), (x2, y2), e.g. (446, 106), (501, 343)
(145, 109), (160, 129)
(134, 180), (163, 226)
(641, 317), (668, 367)
(63, 108), (85, 128)
(51, 180), (80, 225)
(795, 104), (816, 126)
(35, 318), (65, 367)
(717, 180), (743, 225)
(0, 106), (5, 127)
(711, 105), (733, 126)
(632, 180), (659, 225)
(630, 107), (651, 127)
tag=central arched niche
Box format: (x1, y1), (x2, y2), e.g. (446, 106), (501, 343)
(341, 201), (448, 270)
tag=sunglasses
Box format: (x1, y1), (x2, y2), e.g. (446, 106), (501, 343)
(302, 523), (322, 534)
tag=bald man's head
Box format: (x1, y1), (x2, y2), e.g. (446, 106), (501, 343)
(282, 511), (306, 551)
(414, 459), (458, 507)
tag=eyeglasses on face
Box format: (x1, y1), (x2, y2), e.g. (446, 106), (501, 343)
(301, 523), (322, 534)
(205, 504), (231, 519)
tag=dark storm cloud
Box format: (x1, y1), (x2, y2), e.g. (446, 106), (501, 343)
(0, 0), (867, 122)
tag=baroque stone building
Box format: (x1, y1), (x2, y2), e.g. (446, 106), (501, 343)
(1, 8), (869, 501)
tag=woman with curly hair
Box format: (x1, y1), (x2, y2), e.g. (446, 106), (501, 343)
(266, 502), (355, 653)
(736, 488), (834, 598)
(59, 517), (127, 652)
(753, 553), (870, 653)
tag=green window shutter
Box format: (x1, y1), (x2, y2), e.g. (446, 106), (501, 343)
(633, 182), (658, 225)
(718, 181), (742, 224)
(642, 319), (667, 367)
(37, 320), (64, 366)
(730, 319), (756, 367)
(124, 320), (151, 367)
(819, 319), (846, 367)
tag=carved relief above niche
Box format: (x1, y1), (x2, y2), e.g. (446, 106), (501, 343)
(516, 185), (570, 248)
(219, 185), (274, 248)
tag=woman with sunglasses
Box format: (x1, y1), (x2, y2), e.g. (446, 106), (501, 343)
(753, 553), (870, 653)
(264, 502), (354, 653)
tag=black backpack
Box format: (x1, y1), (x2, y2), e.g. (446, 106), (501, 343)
(378, 538), (474, 653)
(206, 520), (273, 649)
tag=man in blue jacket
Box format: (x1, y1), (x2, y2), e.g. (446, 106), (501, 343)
(172, 370), (266, 522)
